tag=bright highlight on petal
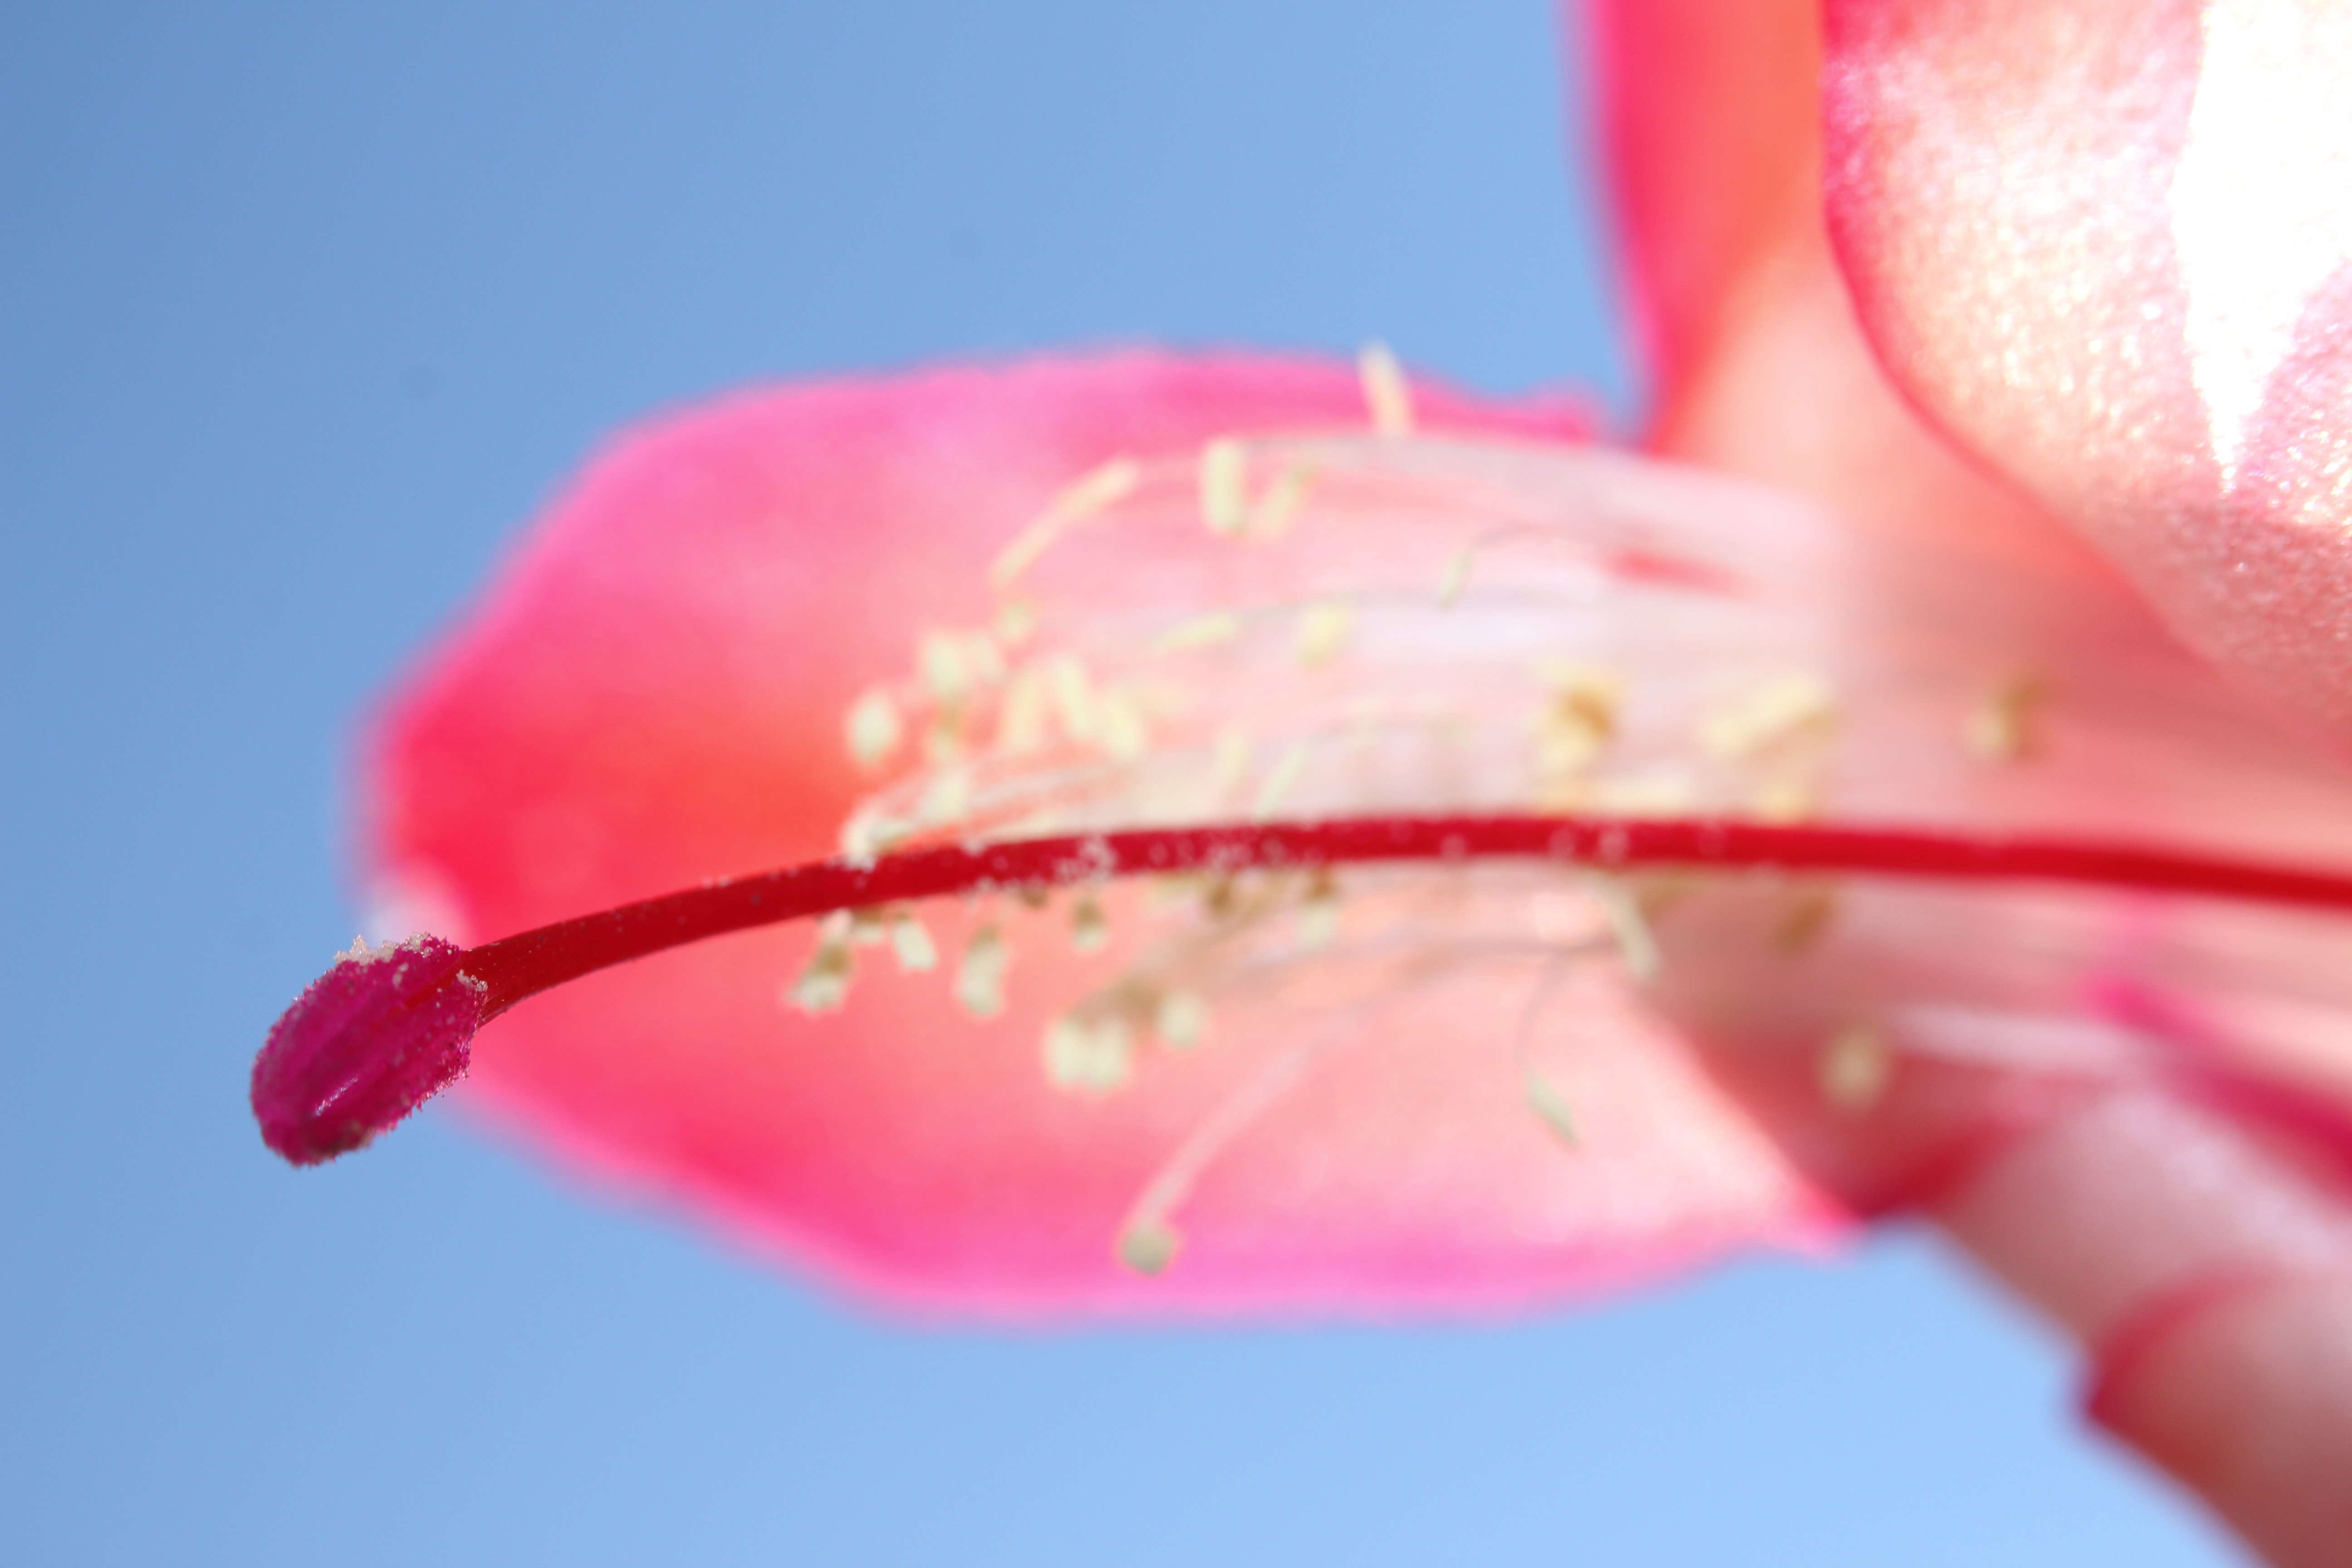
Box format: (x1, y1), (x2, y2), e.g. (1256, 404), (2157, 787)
(2171, 0), (2352, 480)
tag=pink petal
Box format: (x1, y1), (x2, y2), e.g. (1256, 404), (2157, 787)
(1582, 0), (1826, 405)
(1823, 0), (2352, 745)
(371, 352), (1847, 1315)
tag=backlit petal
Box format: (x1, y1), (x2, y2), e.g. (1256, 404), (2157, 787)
(1824, 0), (2352, 745)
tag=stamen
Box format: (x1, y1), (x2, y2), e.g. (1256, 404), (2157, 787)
(1043, 1012), (1135, 1095)
(888, 912), (938, 973)
(956, 924), (1010, 1018)
(1293, 602), (1354, 667)
(1251, 740), (1312, 820)
(1968, 673), (2048, 762)
(844, 687), (904, 772)
(1700, 673), (1836, 760)
(1070, 893), (1110, 953)
(1248, 461), (1313, 538)
(1152, 989), (1210, 1049)
(1818, 1023), (1892, 1112)
(1199, 438), (1248, 536)
(989, 456), (1142, 588)
(1115, 1219), (1181, 1276)
(1357, 342), (1414, 436)
(1524, 1067), (1581, 1147)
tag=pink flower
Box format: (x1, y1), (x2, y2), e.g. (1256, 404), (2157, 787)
(255, 3), (2352, 1559)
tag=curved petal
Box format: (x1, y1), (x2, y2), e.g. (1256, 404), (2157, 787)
(1823, 0), (2352, 746)
(1581, 0), (1823, 404)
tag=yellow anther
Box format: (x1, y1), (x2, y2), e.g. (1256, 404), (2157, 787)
(1818, 1024), (1892, 1112)
(888, 912), (938, 973)
(844, 686), (904, 772)
(995, 666), (1050, 755)
(1437, 546), (1475, 607)
(1116, 1219), (1181, 1276)
(988, 456), (1142, 588)
(1252, 739), (1312, 820)
(1044, 653), (1097, 744)
(918, 765), (972, 826)
(1750, 776), (1818, 825)
(1967, 673), (2048, 762)
(1151, 610), (1244, 654)
(788, 937), (854, 1015)
(1523, 1067), (1580, 1147)
(1200, 437), (1249, 536)
(1044, 1013), (1136, 1096)
(846, 907), (890, 946)
(1296, 867), (1340, 951)
(1700, 673), (1836, 760)
(1095, 687), (1150, 762)
(994, 599), (1037, 646)
(1774, 883), (1841, 955)
(1152, 989), (1209, 1050)
(1587, 876), (1661, 983)
(918, 630), (1000, 706)
(1358, 341), (1415, 436)
(1294, 601), (1354, 667)
(956, 925), (1010, 1019)
(1070, 893), (1111, 953)
(1249, 461), (1313, 538)
(1535, 663), (1622, 776)
(1587, 767), (1697, 818)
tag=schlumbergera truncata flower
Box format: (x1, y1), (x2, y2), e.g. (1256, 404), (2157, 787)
(255, 3), (2352, 1561)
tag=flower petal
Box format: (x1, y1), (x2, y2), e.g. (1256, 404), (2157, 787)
(369, 346), (2352, 1313)
(372, 352), (1849, 1314)
(1823, 0), (2352, 745)
(1583, 0), (1824, 402)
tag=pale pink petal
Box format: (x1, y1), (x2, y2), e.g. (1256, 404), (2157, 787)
(1824, 0), (2352, 746)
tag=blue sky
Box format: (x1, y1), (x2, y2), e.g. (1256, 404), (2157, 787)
(0, 3), (2236, 1562)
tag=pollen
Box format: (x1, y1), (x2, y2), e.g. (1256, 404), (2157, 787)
(1294, 601), (1354, 666)
(1250, 461), (1313, 538)
(1044, 1012), (1136, 1095)
(1818, 1023), (1892, 1112)
(1094, 686), (1150, 762)
(1200, 437), (1249, 536)
(1152, 989), (1209, 1050)
(1536, 662), (1622, 778)
(1523, 1067), (1580, 1147)
(1587, 876), (1661, 983)
(1967, 673), (2048, 762)
(918, 629), (997, 706)
(1437, 545), (1475, 607)
(956, 924), (1010, 1019)
(989, 455), (1142, 588)
(1151, 609), (1243, 654)
(1774, 882), (1841, 955)
(994, 598), (1037, 646)
(1070, 893), (1110, 953)
(917, 765), (973, 826)
(1116, 1219), (1181, 1276)
(995, 666), (1050, 754)
(788, 933), (854, 1015)
(1358, 341), (1415, 436)
(1296, 867), (1341, 950)
(843, 686), (905, 772)
(888, 912), (938, 973)
(1700, 673), (1836, 760)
